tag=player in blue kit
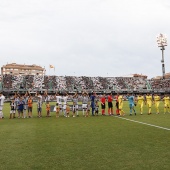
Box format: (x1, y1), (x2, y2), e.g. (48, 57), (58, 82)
(90, 92), (96, 116)
(127, 93), (136, 116)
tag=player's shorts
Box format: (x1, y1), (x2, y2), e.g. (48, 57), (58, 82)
(82, 104), (87, 109)
(147, 102), (152, 108)
(101, 103), (105, 109)
(119, 103), (123, 109)
(155, 102), (160, 108)
(164, 103), (170, 108)
(138, 102), (143, 109)
(59, 104), (63, 110)
(24, 105), (28, 110)
(37, 108), (42, 112)
(63, 104), (67, 110)
(18, 109), (23, 113)
(116, 102), (119, 109)
(28, 107), (32, 112)
(72, 105), (78, 111)
(95, 107), (99, 113)
(0, 106), (3, 111)
(10, 110), (16, 114)
(129, 103), (134, 108)
(91, 102), (95, 109)
(108, 102), (113, 108)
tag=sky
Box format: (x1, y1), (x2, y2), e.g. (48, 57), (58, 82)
(0, 0), (170, 78)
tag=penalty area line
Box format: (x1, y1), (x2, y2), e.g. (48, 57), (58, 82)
(116, 116), (170, 131)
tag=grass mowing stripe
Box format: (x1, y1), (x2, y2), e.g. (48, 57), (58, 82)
(116, 116), (170, 131)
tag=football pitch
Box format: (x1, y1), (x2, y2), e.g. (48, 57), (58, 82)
(0, 102), (170, 170)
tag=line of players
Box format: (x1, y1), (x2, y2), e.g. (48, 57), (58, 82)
(54, 92), (170, 116)
(118, 93), (170, 116)
(0, 91), (170, 119)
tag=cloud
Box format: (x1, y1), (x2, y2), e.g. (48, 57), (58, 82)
(0, 0), (170, 78)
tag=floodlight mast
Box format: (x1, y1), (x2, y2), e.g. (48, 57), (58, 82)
(157, 33), (168, 79)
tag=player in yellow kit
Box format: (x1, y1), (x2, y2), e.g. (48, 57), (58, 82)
(153, 94), (160, 114)
(145, 93), (153, 115)
(162, 94), (170, 114)
(137, 94), (144, 115)
(118, 95), (125, 116)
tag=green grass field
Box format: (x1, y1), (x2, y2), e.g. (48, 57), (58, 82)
(0, 102), (170, 170)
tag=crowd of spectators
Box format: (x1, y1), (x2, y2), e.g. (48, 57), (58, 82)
(2, 74), (12, 89)
(1, 75), (170, 92)
(56, 76), (67, 91)
(149, 79), (170, 90)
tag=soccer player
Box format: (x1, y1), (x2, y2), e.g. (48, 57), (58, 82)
(115, 93), (119, 115)
(137, 94), (144, 115)
(72, 100), (76, 118)
(10, 99), (16, 119)
(107, 93), (113, 115)
(0, 92), (5, 119)
(153, 94), (160, 114)
(62, 92), (69, 117)
(95, 100), (99, 116)
(82, 92), (89, 116)
(145, 93), (153, 115)
(37, 97), (43, 118)
(14, 93), (19, 118)
(100, 94), (106, 116)
(17, 96), (24, 118)
(56, 92), (62, 114)
(90, 92), (96, 116)
(118, 94), (125, 116)
(72, 92), (79, 117)
(23, 92), (29, 118)
(162, 94), (170, 114)
(127, 93), (136, 116)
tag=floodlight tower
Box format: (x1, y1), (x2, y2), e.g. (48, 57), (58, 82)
(156, 33), (168, 79)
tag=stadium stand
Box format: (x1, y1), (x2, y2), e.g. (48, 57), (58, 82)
(1, 74), (170, 93)
(149, 79), (170, 90)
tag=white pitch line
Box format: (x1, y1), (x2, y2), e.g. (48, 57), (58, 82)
(116, 116), (170, 131)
